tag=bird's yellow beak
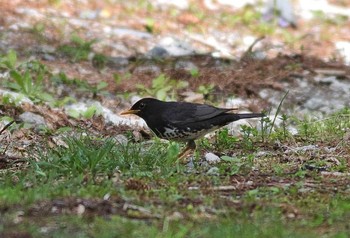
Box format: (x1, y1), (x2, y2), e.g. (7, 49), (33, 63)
(120, 109), (140, 115)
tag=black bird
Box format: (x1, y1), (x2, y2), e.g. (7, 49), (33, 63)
(121, 98), (264, 159)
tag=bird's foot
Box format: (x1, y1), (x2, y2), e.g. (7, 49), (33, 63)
(177, 140), (196, 163)
(178, 148), (193, 162)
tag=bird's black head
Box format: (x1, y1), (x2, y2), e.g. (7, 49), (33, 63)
(120, 98), (162, 119)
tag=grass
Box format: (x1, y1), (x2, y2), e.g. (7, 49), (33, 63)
(58, 34), (97, 62)
(1, 212), (331, 238)
(0, 50), (54, 103)
(1, 107), (350, 237)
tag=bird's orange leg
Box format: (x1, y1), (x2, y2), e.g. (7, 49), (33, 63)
(178, 140), (196, 162)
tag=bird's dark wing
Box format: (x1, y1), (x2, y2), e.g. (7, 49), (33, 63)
(163, 102), (232, 125)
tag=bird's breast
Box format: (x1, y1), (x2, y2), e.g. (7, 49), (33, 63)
(151, 124), (220, 142)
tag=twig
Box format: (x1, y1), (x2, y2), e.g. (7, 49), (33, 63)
(0, 120), (15, 135)
(241, 36), (265, 61)
(269, 90), (289, 136)
(244, 36), (265, 56)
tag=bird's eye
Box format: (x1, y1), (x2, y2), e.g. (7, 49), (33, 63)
(139, 102), (146, 109)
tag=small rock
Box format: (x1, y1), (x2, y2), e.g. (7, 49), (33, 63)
(9, 22), (31, 31)
(326, 157), (340, 166)
(75, 204), (85, 215)
(324, 147), (337, 153)
(19, 112), (46, 126)
(287, 126), (298, 135)
(133, 65), (161, 74)
(255, 151), (270, 157)
(206, 166), (220, 175)
(15, 7), (43, 18)
(51, 136), (68, 148)
(42, 54), (56, 61)
(175, 60), (198, 71)
(42, 45), (56, 54)
(225, 97), (245, 108)
(285, 145), (318, 154)
(0, 89), (33, 105)
(321, 171), (350, 177)
(167, 211), (184, 221)
(11, 175), (19, 184)
(114, 134), (128, 146)
(69, 18), (90, 28)
(108, 57), (129, 69)
(103, 193), (111, 200)
(39, 227), (50, 233)
(146, 46), (169, 58)
(185, 157), (195, 170)
(0, 71), (9, 79)
(336, 41), (350, 65)
(79, 10), (100, 19)
(13, 211), (24, 224)
(132, 131), (143, 142)
(205, 152), (221, 163)
(157, 37), (196, 56)
(104, 27), (152, 39)
(246, 180), (254, 186)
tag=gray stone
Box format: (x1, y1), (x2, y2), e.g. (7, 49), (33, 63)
(146, 46), (169, 58)
(335, 41), (350, 65)
(157, 37), (196, 56)
(33, 45), (56, 54)
(108, 57), (129, 69)
(0, 89), (33, 105)
(133, 65), (161, 74)
(19, 112), (46, 126)
(42, 54), (56, 61)
(15, 7), (43, 18)
(259, 72), (350, 117)
(104, 27), (152, 39)
(255, 151), (271, 157)
(114, 134), (128, 146)
(185, 158), (195, 171)
(205, 152), (221, 164)
(206, 166), (220, 176)
(175, 61), (198, 71)
(79, 10), (100, 19)
(285, 145), (318, 154)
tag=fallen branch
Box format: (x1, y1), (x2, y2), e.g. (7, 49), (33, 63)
(0, 120), (15, 135)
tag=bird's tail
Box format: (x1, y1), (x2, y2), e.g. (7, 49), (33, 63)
(236, 113), (265, 119)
